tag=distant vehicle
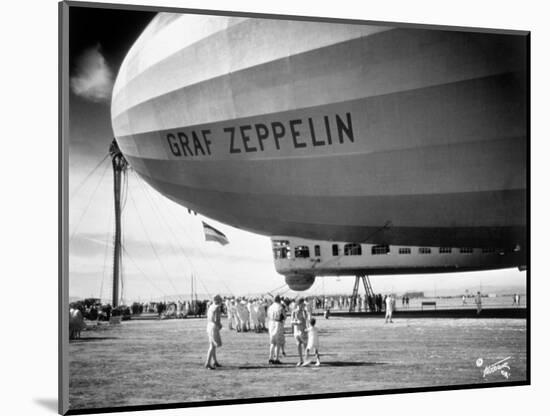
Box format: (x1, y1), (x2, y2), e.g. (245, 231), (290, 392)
(271, 237), (526, 291)
(112, 14), (527, 250)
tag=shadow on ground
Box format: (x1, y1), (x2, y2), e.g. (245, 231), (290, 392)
(236, 361), (386, 370)
(70, 337), (118, 343)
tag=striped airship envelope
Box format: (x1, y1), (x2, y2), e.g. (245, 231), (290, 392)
(112, 14), (527, 249)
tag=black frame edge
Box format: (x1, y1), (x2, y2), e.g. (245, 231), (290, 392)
(63, 0), (530, 36)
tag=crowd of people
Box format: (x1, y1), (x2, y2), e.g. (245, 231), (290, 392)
(306, 294), (397, 313)
(70, 293), (405, 328)
(134, 300), (210, 318)
(69, 299), (126, 321)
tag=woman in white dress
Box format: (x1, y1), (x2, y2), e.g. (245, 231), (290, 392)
(267, 295), (285, 364)
(205, 295), (223, 370)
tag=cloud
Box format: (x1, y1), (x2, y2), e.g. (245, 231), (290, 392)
(70, 45), (114, 102)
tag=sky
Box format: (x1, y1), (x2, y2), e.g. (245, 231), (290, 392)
(67, 5), (526, 304)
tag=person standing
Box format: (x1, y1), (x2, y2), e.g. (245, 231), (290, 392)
(291, 298), (308, 366)
(280, 300), (288, 357)
(225, 298), (233, 330)
(305, 297), (313, 320)
(248, 298), (258, 332)
(235, 298), (245, 332)
(205, 294), (223, 370)
(385, 294), (394, 323)
(233, 299), (241, 331)
(475, 291), (483, 315)
(238, 299), (250, 332)
(257, 298), (267, 331)
(267, 295), (285, 364)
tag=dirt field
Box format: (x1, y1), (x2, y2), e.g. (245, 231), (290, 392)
(69, 316), (527, 411)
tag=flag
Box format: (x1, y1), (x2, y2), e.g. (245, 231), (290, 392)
(202, 221), (229, 245)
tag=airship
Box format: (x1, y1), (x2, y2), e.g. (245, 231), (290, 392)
(111, 13), (527, 251)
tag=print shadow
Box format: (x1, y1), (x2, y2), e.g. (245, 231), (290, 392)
(33, 398), (57, 413)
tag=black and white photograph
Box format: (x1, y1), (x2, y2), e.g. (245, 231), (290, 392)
(58, 0), (530, 414)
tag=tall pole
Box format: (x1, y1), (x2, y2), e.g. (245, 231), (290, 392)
(109, 139), (128, 308)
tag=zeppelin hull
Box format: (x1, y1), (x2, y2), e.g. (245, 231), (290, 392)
(133, 164), (525, 248)
(112, 15), (527, 248)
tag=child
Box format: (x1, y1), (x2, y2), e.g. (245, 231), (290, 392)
(303, 317), (320, 367)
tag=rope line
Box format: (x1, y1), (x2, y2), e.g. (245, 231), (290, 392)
(69, 152), (109, 202)
(122, 246), (168, 297)
(133, 171), (216, 298)
(131, 171), (197, 286)
(127, 185), (181, 295)
(159, 192), (230, 297)
(69, 161), (110, 243)
(267, 283), (288, 295)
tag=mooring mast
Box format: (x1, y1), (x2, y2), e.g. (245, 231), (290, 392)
(109, 139), (128, 308)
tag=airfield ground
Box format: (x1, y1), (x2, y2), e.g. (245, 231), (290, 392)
(68, 315), (526, 411)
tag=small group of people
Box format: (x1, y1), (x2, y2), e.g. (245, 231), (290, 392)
(69, 299), (123, 321)
(348, 294), (386, 313)
(204, 294), (321, 370)
(225, 297), (268, 333)
(267, 296), (320, 367)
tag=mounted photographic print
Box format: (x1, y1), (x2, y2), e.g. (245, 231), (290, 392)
(59, 1), (529, 414)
